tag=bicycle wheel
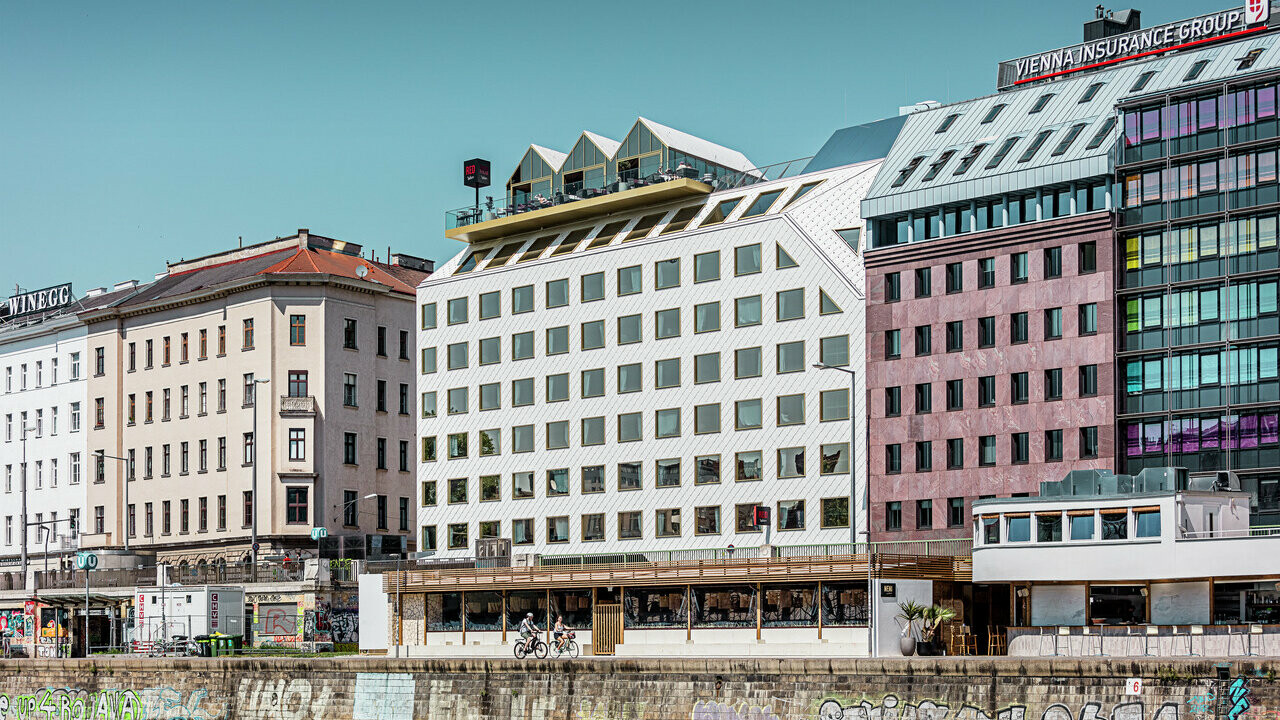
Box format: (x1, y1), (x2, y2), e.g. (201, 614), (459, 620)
(514, 642), (527, 660)
(533, 639), (548, 659)
(566, 640), (579, 659)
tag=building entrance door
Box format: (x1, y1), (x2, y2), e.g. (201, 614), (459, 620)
(592, 603), (622, 655)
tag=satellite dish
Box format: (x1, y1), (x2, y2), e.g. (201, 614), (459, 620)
(356, 265), (369, 278)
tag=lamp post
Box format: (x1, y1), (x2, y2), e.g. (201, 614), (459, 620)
(812, 363), (874, 657)
(19, 424), (37, 576)
(93, 451), (132, 552)
(249, 378), (270, 579)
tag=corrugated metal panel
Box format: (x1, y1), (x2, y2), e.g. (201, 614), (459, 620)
(864, 30), (1280, 219)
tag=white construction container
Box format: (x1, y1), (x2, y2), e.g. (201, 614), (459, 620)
(133, 585), (245, 650)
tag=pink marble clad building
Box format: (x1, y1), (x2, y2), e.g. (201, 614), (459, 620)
(864, 212), (1116, 540)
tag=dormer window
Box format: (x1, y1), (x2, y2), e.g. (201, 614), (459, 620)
(981, 104), (1007, 124)
(1029, 93), (1055, 114)
(891, 156), (927, 188)
(936, 113), (960, 133)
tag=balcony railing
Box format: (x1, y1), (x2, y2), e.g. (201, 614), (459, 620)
(446, 156), (814, 230)
(279, 395), (316, 415)
(1180, 525), (1280, 540)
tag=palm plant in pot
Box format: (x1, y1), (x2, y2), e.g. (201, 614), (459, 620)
(895, 600), (927, 656)
(918, 604), (958, 656)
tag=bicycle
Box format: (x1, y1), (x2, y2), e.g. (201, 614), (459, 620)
(551, 631), (579, 659)
(513, 635), (547, 659)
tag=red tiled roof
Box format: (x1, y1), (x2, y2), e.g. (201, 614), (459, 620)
(259, 247), (426, 294)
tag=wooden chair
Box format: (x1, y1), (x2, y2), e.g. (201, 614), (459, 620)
(987, 625), (1008, 655)
(955, 624), (978, 655)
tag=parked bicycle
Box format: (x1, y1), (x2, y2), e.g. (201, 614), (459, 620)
(551, 630), (579, 659)
(150, 634), (199, 657)
(513, 635), (547, 659)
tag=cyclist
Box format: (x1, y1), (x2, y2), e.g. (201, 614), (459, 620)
(552, 615), (570, 652)
(518, 612), (539, 654)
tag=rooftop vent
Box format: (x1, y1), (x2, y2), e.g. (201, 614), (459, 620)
(84, 287), (106, 298)
(1084, 6), (1140, 42)
(113, 280), (138, 292)
(898, 100), (941, 116)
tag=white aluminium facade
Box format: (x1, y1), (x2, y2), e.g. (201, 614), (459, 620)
(416, 159), (879, 558)
(0, 315), (90, 561)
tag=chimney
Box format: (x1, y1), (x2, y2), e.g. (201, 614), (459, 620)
(1084, 7), (1140, 42)
(113, 280), (139, 292)
(297, 228), (310, 249)
(84, 287), (107, 298)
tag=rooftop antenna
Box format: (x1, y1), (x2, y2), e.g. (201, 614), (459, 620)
(238, 236), (243, 248)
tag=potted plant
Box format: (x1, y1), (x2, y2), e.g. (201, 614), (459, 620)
(895, 601), (926, 656)
(918, 604), (958, 656)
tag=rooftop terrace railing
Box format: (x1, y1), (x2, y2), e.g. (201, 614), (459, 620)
(1180, 524), (1280, 540)
(445, 156), (815, 231)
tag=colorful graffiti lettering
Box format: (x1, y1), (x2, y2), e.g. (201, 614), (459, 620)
(0, 689), (141, 720)
(574, 700), (649, 720)
(1228, 678), (1251, 720)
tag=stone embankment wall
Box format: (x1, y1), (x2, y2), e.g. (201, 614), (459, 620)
(0, 657), (1272, 720)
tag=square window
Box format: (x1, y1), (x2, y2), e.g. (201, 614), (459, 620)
(820, 335), (849, 366)
(655, 508), (681, 537)
(735, 347), (762, 378)
(479, 428), (500, 456)
(581, 465), (604, 494)
(547, 421), (569, 449)
(546, 279), (569, 308)
(618, 510), (642, 538)
(735, 399), (762, 430)
(694, 251), (720, 282)
(778, 447), (805, 478)
(655, 358), (681, 388)
(776, 394), (805, 426)
(695, 506), (721, 535)
(581, 368), (605, 398)
(447, 342), (468, 370)
(447, 297), (467, 325)
(778, 500), (805, 530)
(479, 337), (500, 365)
(694, 403), (720, 434)
(618, 314), (642, 344)
(512, 285), (534, 314)
(546, 373), (569, 402)
(546, 516), (570, 543)
(733, 295), (763, 328)
(776, 289), (804, 321)
(655, 408), (681, 438)
(546, 326), (569, 355)
(511, 518), (533, 544)
(447, 387), (468, 415)
(581, 416), (605, 446)
(735, 451), (763, 482)
(581, 320), (605, 350)
(481, 475), (500, 502)
(618, 363), (642, 393)
(776, 341), (805, 374)
(511, 331), (534, 360)
(821, 498), (849, 528)
(734, 244), (761, 275)
(655, 308), (681, 338)
(479, 291), (500, 319)
(618, 265), (642, 296)
(512, 425), (534, 453)
(581, 272), (605, 302)
(694, 353), (720, 384)
(618, 462), (642, 491)
(694, 301), (720, 333)
(616, 412), (642, 443)
(656, 458), (681, 487)
(512, 472), (534, 499)
(655, 258), (681, 289)
(512, 378), (534, 406)
(479, 383), (500, 411)
(696, 455), (721, 485)
(448, 478), (467, 504)
(820, 389), (849, 421)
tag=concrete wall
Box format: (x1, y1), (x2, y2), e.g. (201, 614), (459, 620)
(0, 657), (1271, 720)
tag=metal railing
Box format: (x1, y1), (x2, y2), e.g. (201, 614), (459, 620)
(445, 156), (815, 230)
(1180, 524), (1280, 540)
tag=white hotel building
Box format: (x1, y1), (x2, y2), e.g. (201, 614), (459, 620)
(0, 283), (140, 570)
(415, 117), (904, 559)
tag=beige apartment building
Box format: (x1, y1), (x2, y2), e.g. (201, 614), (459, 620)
(78, 230), (430, 563)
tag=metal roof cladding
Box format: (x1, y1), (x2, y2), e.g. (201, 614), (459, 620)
(861, 31), (1280, 220)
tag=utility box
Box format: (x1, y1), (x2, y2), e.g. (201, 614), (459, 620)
(133, 585), (245, 651)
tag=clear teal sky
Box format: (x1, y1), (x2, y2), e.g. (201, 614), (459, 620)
(1, 0), (1213, 294)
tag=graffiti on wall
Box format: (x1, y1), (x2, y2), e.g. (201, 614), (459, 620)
(0, 610), (31, 640)
(0, 687), (230, 720)
(1228, 678), (1252, 720)
(811, 696), (1182, 720)
(235, 678), (335, 720)
(692, 700), (782, 720)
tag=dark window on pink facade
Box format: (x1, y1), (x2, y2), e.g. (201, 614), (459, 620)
(885, 502), (902, 531)
(885, 273), (900, 303)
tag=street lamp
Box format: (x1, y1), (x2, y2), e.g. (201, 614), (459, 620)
(249, 378), (270, 575)
(19, 424), (37, 574)
(93, 451), (132, 551)
(812, 362), (875, 657)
